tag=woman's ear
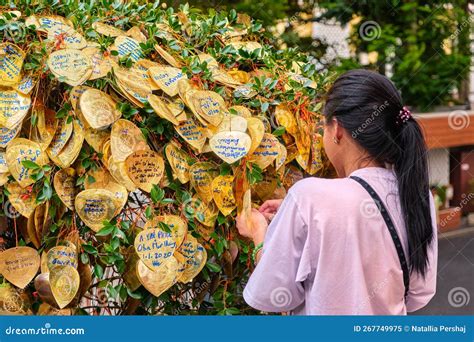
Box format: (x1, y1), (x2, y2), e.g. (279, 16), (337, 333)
(333, 119), (344, 142)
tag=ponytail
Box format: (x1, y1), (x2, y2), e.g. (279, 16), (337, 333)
(394, 120), (433, 276)
(324, 69), (434, 277)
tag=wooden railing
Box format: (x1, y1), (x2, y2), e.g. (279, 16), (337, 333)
(415, 111), (474, 149)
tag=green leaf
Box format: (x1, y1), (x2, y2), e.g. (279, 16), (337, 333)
(145, 206), (153, 219)
(80, 253), (89, 264)
(110, 237), (120, 250)
(98, 280), (108, 288)
(82, 244), (98, 255)
(217, 213), (226, 225)
(37, 182), (53, 202)
(206, 262), (222, 273)
(87, 175), (96, 184)
(150, 185), (165, 204)
(96, 224), (115, 236)
(55, 107), (68, 119)
(94, 264), (104, 278)
(272, 126), (286, 136)
(21, 160), (40, 170)
(225, 307), (240, 315)
(158, 222), (171, 233)
(127, 287), (143, 299)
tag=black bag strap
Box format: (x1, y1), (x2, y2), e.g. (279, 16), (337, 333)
(350, 175), (410, 299)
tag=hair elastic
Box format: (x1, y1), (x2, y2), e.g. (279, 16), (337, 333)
(396, 106), (412, 126)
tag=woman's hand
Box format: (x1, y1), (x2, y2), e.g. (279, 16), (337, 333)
(258, 199), (284, 222)
(236, 208), (268, 245)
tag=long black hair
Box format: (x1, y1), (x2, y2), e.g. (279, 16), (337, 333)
(323, 69), (433, 277)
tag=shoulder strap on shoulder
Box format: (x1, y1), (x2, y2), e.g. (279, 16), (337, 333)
(350, 175), (410, 299)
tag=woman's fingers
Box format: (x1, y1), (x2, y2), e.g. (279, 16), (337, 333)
(261, 212), (275, 222)
(250, 209), (268, 245)
(259, 199), (283, 214)
(237, 209), (270, 243)
(258, 200), (273, 213)
(236, 214), (250, 238)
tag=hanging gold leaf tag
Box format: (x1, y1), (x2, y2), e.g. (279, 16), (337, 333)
(148, 66), (187, 97)
(144, 215), (187, 248)
(92, 22), (125, 37)
(47, 49), (92, 86)
(49, 120), (84, 168)
(111, 119), (148, 162)
(134, 228), (177, 271)
(49, 265), (80, 309)
(82, 47), (112, 80)
(190, 91), (225, 127)
(0, 43), (25, 86)
(0, 90), (31, 129)
(5, 182), (38, 218)
(46, 246), (78, 269)
(209, 131), (251, 164)
(79, 88), (121, 129)
(111, 36), (144, 62)
(125, 149), (164, 193)
(0, 246), (40, 289)
(211, 175), (236, 216)
(46, 118), (73, 158)
(6, 138), (47, 187)
(165, 143), (190, 184)
(74, 189), (118, 232)
(0, 121), (22, 148)
(175, 117), (206, 152)
(136, 257), (179, 297)
(53, 167), (77, 210)
(177, 234), (207, 284)
(47, 23), (87, 50)
(189, 162), (219, 202)
(249, 133), (279, 169)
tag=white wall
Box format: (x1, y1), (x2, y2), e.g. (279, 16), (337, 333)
(427, 148), (450, 186)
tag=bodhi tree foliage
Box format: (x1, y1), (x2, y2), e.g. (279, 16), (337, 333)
(187, 0), (472, 109)
(0, 0), (334, 315)
(316, 0), (471, 110)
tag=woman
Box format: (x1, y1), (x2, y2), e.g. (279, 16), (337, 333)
(236, 69), (438, 315)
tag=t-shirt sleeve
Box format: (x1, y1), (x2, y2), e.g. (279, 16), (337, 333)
(243, 192), (310, 312)
(406, 194), (438, 312)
